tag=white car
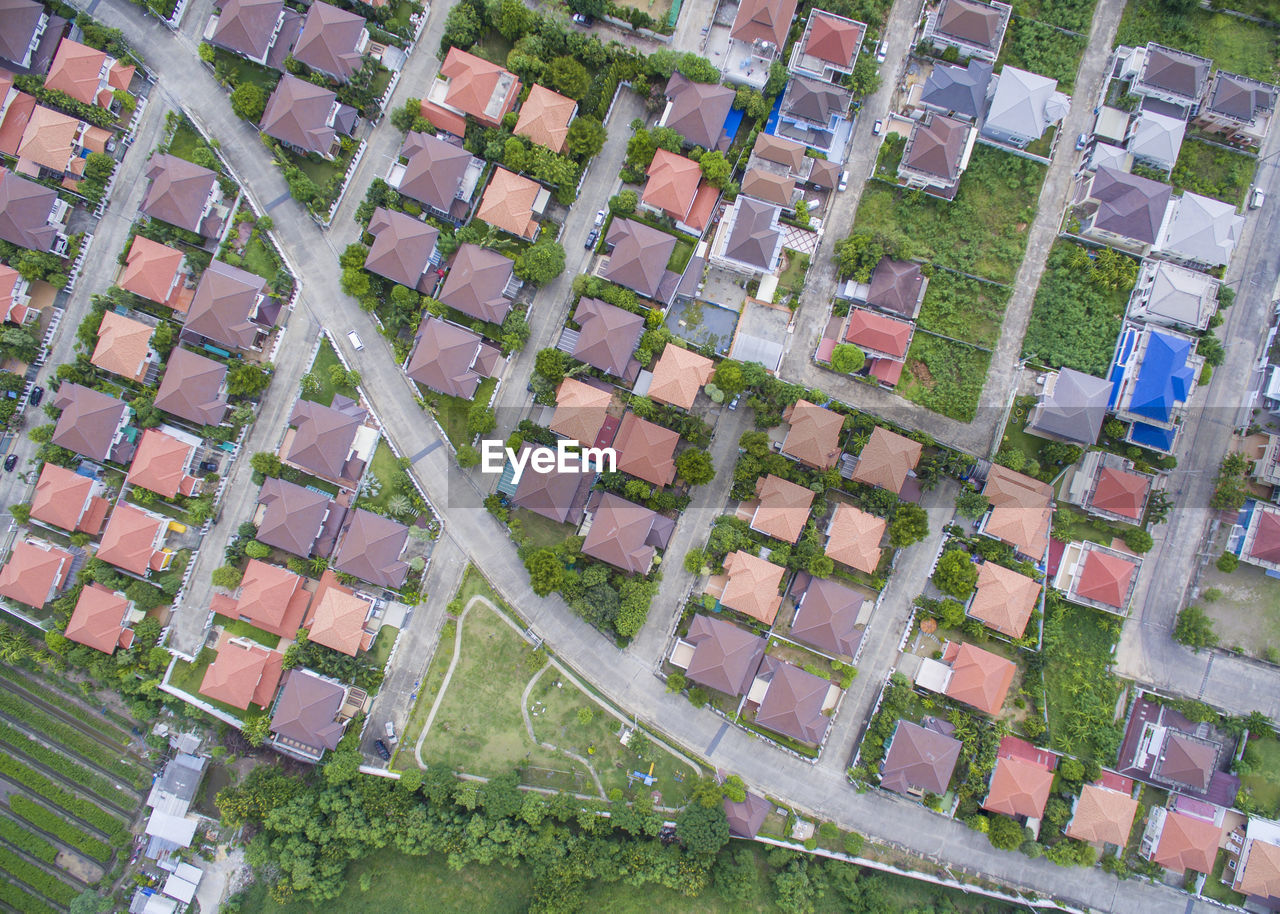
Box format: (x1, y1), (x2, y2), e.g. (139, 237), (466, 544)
(1251, 188), (1266, 209)
(875, 41), (886, 63)
(347, 330), (363, 351)
(872, 120), (883, 136)
(594, 209), (607, 227)
(837, 170), (849, 192)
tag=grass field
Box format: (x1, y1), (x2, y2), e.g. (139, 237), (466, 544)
(511, 507), (576, 550)
(1172, 139), (1257, 208)
(915, 268), (1010, 348)
(896, 334), (992, 422)
(1197, 560), (1280, 658)
(1022, 242), (1132, 376)
(1116, 0), (1280, 81)
(999, 17), (1088, 89)
(167, 120), (219, 171)
(302, 338), (358, 407)
(1240, 733), (1280, 816)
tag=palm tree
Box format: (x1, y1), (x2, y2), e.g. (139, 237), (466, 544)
(387, 494), (413, 517)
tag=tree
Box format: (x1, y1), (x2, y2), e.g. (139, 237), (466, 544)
(713, 361), (745, 395)
(933, 549), (978, 598)
(683, 548), (708, 574)
(609, 189), (638, 215)
(241, 714), (271, 747)
(244, 540), (271, 559)
(829, 344), (865, 374)
(732, 85), (769, 120)
(698, 151), (732, 189)
(1174, 606), (1218, 650)
(834, 232), (885, 281)
(1120, 526), (1153, 554)
(721, 774), (747, 803)
(955, 486), (989, 520)
(1246, 710), (1272, 737)
(535, 348), (566, 383)
(888, 503), (928, 548)
(675, 53), (720, 84)
(211, 565), (243, 589)
(986, 814), (1025, 850)
(441, 1), (482, 50)
(676, 449), (715, 485)
(526, 548), (563, 596)
(548, 56), (591, 99)
(1211, 452), (1249, 511)
(69, 892), (110, 914)
(515, 238), (565, 284)
(227, 362), (272, 398)
(251, 451), (282, 477)
(467, 403), (496, 436)
(489, 0), (532, 39)
(676, 801), (729, 855)
(566, 116), (607, 159)
(230, 83), (265, 122)
(846, 55), (882, 97)
(456, 444), (481, 468)
(1216, 551), (1238, 572)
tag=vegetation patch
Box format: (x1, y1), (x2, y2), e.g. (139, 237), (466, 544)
(1171, 139), (1257, 207)
(915, 269), (1010, 348)
(896, 334), (991, 422)
(1116, 0), (1279, 82)
(999, 17), (1088, 89)
(1039, 594), (1124, 761)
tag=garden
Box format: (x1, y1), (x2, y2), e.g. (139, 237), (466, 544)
(896, 333), (992, 422)
(1116, 0), (1279, 83)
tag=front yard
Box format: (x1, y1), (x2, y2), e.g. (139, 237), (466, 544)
(427, 376), (498, 451)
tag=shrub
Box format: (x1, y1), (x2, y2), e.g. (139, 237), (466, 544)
(933, 549), (978, 599)
(829, 343), (865, 374)
(1174, 606), (1218, 651)
(1216, 552), (1238, 573)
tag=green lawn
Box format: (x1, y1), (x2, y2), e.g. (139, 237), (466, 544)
(915, 268), (1010, 348)
(1052, 505), (1128, 545)
(999, 396), (1053, 471)
(511, 507), (576, 550)
(667, 237), (696, 274)
(428, 376), (498, 451)
(1205, 849), (1247, 906)
(470, 32), (515, 65)
(167, 120), (217, 170)
(240, 232), (283, 282)
(896, 334), (991, 422)
(303, 338), (355, 406)
(1240, 733), (1280, 816)
(365, 624), (398, 670)
(355, 440), (402, 514)
(775, 250), (810, 306)
(1042, 597), (1123, 761)
(212, 48), (280, 94)
(1172, 139), (1257, 208)
(1022, 242), (1132, 376)
(214, 614), (281, 649)
(1116, 0), (1280, 81)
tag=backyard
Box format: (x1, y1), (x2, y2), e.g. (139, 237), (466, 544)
(1239, 732), (1280, 817)
(1022, 241), (1133, 376)
(1116, 0), (1280, 82)
(896, 333), (992, 422)
(1197, 559), (1280, 659)
(915, 268), (1010, 348)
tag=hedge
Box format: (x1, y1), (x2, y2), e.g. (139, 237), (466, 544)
(0, 880), (59, 914)
(0, 688), (145, 787)
(0, 816), (56, 862)
(0, 845), (77, 905)
(0, 755), (127, 843)
(9, 796), (112, 863)
(0, 721), (122, 803)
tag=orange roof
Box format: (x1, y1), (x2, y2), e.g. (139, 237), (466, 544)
(983, 754), (1055, 818)
(18, 105), (77, 172)
(231, 559), (313, 638)
(648, 344), (713, 410)
(781, 399), (843, 469)
(968, 562), (1040, 638)
(475, 167), (541, 239)
(844, 308), (913, 358)
(550, 378), (612, 445)
(1238, 838), (1280, 901)
(127, 429), (196, 500)
(824, 503), (885, 573)
(1064, 784), (1139, 845)
(91, 310), (153, 382)
(982, 465), (1052, 559)
(0, 89), (36, 159)
(119, 236), (185, 305)
(720, 550), (785, 624)
(642, 148), (702, 221)
(850, 426), (922, 494)
(1076, 549), (1138, 610)
(1090, 466), (1149, 521)
(683, 182), (720, 233)
(613, 412), (679, 487)
(199, 631), (283, 710)
(804, 11), (865, 68)
(945, 641), (1016, 715)
(0, 539), (73, 609)
(1152, 811), (1220, 874)
(305, 571), (372, 656)
(750, 474), (814, 544)
(514, 84), (576, 153)
(97, 503), (165, 575)
(45, 40), (133, 108)
(440, 47), (519, 127)
(64, 583), (132, 654)
(0, 264), (21, 321)
(30, 462), (108, 534)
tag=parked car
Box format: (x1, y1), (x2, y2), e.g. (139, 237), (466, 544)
(594, 209), (607, 227)
(728, 394), (741, 411)
(3, 455), (16, 472)
(199, 460), (218, 473)
(1251, 188), (1266, 209)
(1075, 133), (1088, 151)
(385, 721), (397, 743)
(28, 386), (42, 406)
(347, 330), (363, 351)
(875, 41), (886, 63)
(571, 12), (593, 25)
(373, 739), (391, 760)
(872, 120), (883, 136)
(837, 170), (849, 191)
(584, 229), (599, 250)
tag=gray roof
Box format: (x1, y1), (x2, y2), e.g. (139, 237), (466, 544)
(664, 72), (735, 150)
(571, 297), (644, 377)
(722, 197), (782, 271)
(881, 719), (961, 795)
(1029, 367), (1111, 445)
(602, 218), (677, 300)
(292, 0), (365, 81)
(141, 154), (219, 236)
(1206, 71), (1278, 123)
(364, 207), (438, 291)
(982, 66), (1067, 140)
(1128, 110), (1185, 168)
(397, 131), (475, 214)
(154, 347), (229, 426)
(1129, 259), (1218, 329)
(269, 669), (346, 753)
(782, 75), (852, 126)
(920, 59), (993, 119)
(867, 258), (925, 318)
(1138, 43), (1211, 102)
(1158, 192), (1243, 267)
(437, 243), (516, 324)
(1087, 166), (1171, 244)
(684, 614), (765, 695)
(149, 753), (207, 807)
(0, 0), (46, 66)
(0, 168), (58, 252)
(211, 0), (283, 60)
(286, 395), (367, 483)
(185, 259), (267, 351)
(333, 508), (409, 588)
(261, 74), (350, 156)
(256, 476), (331, 557)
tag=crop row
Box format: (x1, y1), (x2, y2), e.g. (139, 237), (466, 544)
(0, 687), (145, 787)
(0, 844), (77, 905)
(0, 879), (59, 914)
(0, 670), (133, 742)
(0, 720), (123, 803)
(10, 796), (113, 863)
(0, 754), (127, 843)
(0, 815), (56, 862)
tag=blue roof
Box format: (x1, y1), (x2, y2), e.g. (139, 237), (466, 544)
(1129, 421), (1177, 451)
(1127, 331), (1196, 423)
(723, 106), (745, 144)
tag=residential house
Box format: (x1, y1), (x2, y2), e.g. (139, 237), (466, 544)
(140, 154), (223, 239)
(0, 165), (69, 253)
(255, 477), (339, 559)
(183, 259), (272, 352)
(750, 132), (814, 183)
(388, 131), (483, 223)
(641, 148), (717, 235)
(120, 236), (192, 311)
(749, 475), (815, 544)
(1077, 166), (1172, 253)
(291, 1), (368, 83)
(880, 719), (961, 797)
(936, 640), (1015, 715)
(143, 753), (208, 859)
(898, 113), (975, 199)
(613, 412), (678, 487)
(1117, 692), (1240, 804)
(725, 0), (797, 88)
(659, 72), (735, 151)
(1065, 782), (1139, 847)
(824, 502), (885, 574)
(740, 168), (799, 213)
(332, 508), (409, 589)
(980, 66), (1068, 149)
(921, 0), (1011, 63)
(570, 297), (644, 380)
(199, 631), (284, 710)
(789, 9), (865, 84)
(405, 315), (501, 399)
(850, 426), (922, 495)
(1233, 500), (1280, 574)
(282, 395), (370, 489)
(363, 206), (440, 292)
(269, 669), (348, 761)
(781, 399), (843, 470)
(29, 462), (108, 534)
(1127, 109), (1186, 171)
(978, 464), (1052, 561)
(775, 76), (855, 161)
(0, 538), (73, 609)
(421, 47), (520, 135)
(91, 310), (155, 384)
(983, 739), (1056, 819)
(474, 167), (547, 240)
(305, 571), (375, 655)
(154, 348), (229, 427)
(864, 258), (927, 320)
(65, 583), (136, 654)
(647, 343), (713, 410)
(211, 558), (312, 638)
(1109, 324), (1203, 453)
(1127, 258), (1219, 331)
(1146, 808), (1221, 875)
(602, 218), (683, 303)
(1055, 542), (1140, 614)
(967, 561), (1040, 639)
(507, 444), (593, 525)
(0, 0), (55, 71)
(673, 613), (766, 696)
(709, 195), (784, 277)
(16, 104), (111, 183)
(1195, 70), (1278, 149)
(437, 243), (520, 324)
(843, 307), (913, 385)
(1063, 451), (1153, 525)
(549, 377), (613, 446)
(209, 0), (300, 70)
(917, 59), (992, 121)
(1129, 43), (1211, 113)
(581, 491), (674, 574)
(0, 263), (33, 325)
(51, 383), (130, 463)
(723, 792), (772, 839)
(719, 550), (785, 624)
(96, 503), (173, 575)
(751, 656), (834, 744)
(514, 84), (576, 154)
(44, 38), (133, 108)
(1230, 818), (1280, 907)
(1254, 440), (1280, 490)
(1025, 367), (1111, 446)
(790, 575), (863, 657)
(260, 74), (357, 160)
(1157, 191), (1243, 269)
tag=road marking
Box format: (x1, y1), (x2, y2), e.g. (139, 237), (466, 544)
(409, 441), (442, 463)
(705, 721), (729, 757)
(264, 191), (292, 212)
(1196, 653), (1215, 699)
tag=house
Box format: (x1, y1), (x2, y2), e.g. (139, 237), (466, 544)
(789, 9), (865, 84)
(1233, 500), (1280, 574)
(898, 113), (975, 199)
(723, 792), (772, 839)
(752, 656), (833, 744)
(570, 297), (644, 380)
(140, 154), (223, 238)
(291, 1), (368, 83)
(1109, 325), (1203, 452)
(305, 571), (375, 655)
(282, 396), (370, 488)
(658, 73), (735, 151)
(183, 260), (271, 352)
(29, 462), (108, 534)
(422, 47), (520, 135)
(51, 383), (130, 463)
(474, 167), (546, 240)
(0, 166), (69, 252)
(843, 307), (913, 382)
(1195, 70), (1278, 148)
(790, 576), (863, 657)
(1056, 542), (1140, 614)
(508, 444), (593, 525)
(437, 243), (519, 324)
(91, 310), (155, 383)
(851, 426), (922, 495)
(750, 132), (814, 182)
(514, 84), (576, 154)
(775, 76), (855, 160)
(939, 641), (1016, 715)
(96, 503), (172, 575)
(0, 0), (54, 71)
(749, 475), (814, 544)
(254, 476), (337, 558)
(741, 169), (799, 212)
(881, 719), (961, 796)
(581, 491), (674, 574)
(1130, 43), (1211, 113)
(1127, 258), (1219, 331)
(980, 66), (1068, 149)
(967, 561), (1040, 639)
(865, 258), (927, 319)
(1157, 192), (1243, 268)
(641, 148), (717, 234)
(332, 508), (409, 589)
(120, 236), (191, 310)
(1065, 782), (1139, 846)
(921, 0), (1011, 63)
(209, 0), (299, 69)
(824, 503), (885, 574)
(978, 465), (1052, 561)
(364, 206), (440, 292)
(1026, 367), (1111, 446)
(613, 412), (678, 487)
(1146, 808), (1220, 874)
(719, 550), (785, 624)
(65, 583), (135, 654)
(143, 753), (208, 859)
(1078, 166), (1172, 252)
(983, 742), (1055, 819)
(388, 131), (483, 223)
(154, 348), (229, 426)
(1230, 818), (1280, 906)
(549, 378), (613, 446)
(647, 344), (713, 410)
(260, 74), (356, 160)
(1254, 440), (1280, 489)
(1064, 451), (1153, 524)
(269, 669), (348, 761)
(917, 59), (992, 121)
(127, 428), (202, 499)
(781, 399), (843, 470)
(16, 105), (112, 182)
(44, 38), (133, 108)
(0, 263), (33, 325)
(674, 613), (765, 695)
(199, 632), (284, 710)
(212, 558), (312, 638)
(725, 0), (797, 88)
(1117, 693), (1239, 804)
(405, 316), (500, 399)
(602, 218), (680, 302)
(0, 539), (73, 608)
(709, 196), (784, 278)
(1127, 109), (1185, 171)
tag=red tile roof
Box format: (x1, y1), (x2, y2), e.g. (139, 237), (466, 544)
(982, 465), (1052, 558)
(91, 310), (153, 383)
(64, 583), (133, 654)
(983, 754), (1055, 818)
(647, 344), (713, 410)
(514, 84), (576, 153)
(1090, 467), (1150, 521)
(440, 47), (519, 128)
(119, 236), (185, 306)
(781, 399), (843, 469)
(45, 39), (133, 107)
(1237, 837), (1280, 902)
(1076, 550), (1138, 609)
(844, 307), (913, 358)
(968, 561), (1040, 638)
(199, 632), (283, 710)
(750, 474), (814, 544)
(127, 428), (197, 500)
(850, 426), (922, 494)
(1250, 508), (1280, 564)
(1151, 810), (1220, 874)
(550, 378), (612, 445)
(945, 642), (1016, 715)
(642, 148), (702, 221)
(227, 559), (312, 638)
(305, 570), (372, 656)
(720, 550), (785, 624)
(475, 167), (541, 239)
(1065, 784), (1139, 845)
(613, 412), (678, 487)
(730, 0), (795, 48)
(0, 539), (72, 608)
(824, 503), (885, 573)
(96, 504), (165, 576)
(30, 462), (107, 534)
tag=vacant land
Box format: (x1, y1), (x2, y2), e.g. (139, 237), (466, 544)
(1022, 242), (1133, 376)
(1000, 17), (1088, 89)
(915, 269), (1010, 348)
(1116, 0), (1280, 82)
(1172, 140), (1257, 208)
(1197, 560), (1280, 658)
(1012, 0), (1098, 31)
(1042, 598), (1124, 762)
(897, 334), (992, 422)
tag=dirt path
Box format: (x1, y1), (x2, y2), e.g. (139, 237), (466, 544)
(520, 664), (607, 800)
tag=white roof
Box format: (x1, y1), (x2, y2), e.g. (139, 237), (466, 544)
(1159, 192), (1244, 266)
(1089, 142), (1131, 173)
(914, 656), (953, 694)
(729, 333), (783, 372)
(145, 810), (199, 847)
(162, 873), (198, 904)
(173, 862), (203, 884)
(1130, 259), (1218, 329)
(1128, 110), (1186, 167)
(984, 66), (1067, 140)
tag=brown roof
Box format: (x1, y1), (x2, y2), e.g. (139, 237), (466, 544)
(741, 169), (796, 208)
(867, 258), (926, 318)
(755, 656), (831, 744)
(936, 0), (1005, 50)
(968, 562), (1040, 638)
(65, 584), (132, 654)
(648, 344), (713, 410)
(31, 462), (107, 534)
(982, 465), (1052, 559)
(17, 104), (76, 172)
(1075, 550), (1138, 610)
(440, 47), (519, 125)
(602, 218), (676, 299)
(51, 383), (128, 461)
(305, 571), (372, 656)
(642, 148), (702, 221)
(550, 378), (612, 445)
(1156, 732), (1215, 790)
(1090, 467), (1149, 521)
(127, 429), (197, 499)
(120, 236), (185, 305)
(791, 576), (863, 657)
(663, 73), (736, 150)
(212, 0), (284, 60)
(154, 348), (228, 426)
(91, 310), (153, 383)
(269, 669), (346, 752)
(983, 755), (1055, 818)
(510, 445), (593, 525)
(405, 315), (500, 399)
(781, 400), (843, 469)
(750, 474), (814, 543)
(0, 166), (58, 251)
(514, 84), (576, 153)
(752, 132), (807, 172)
(801, 10), (864, 69)
(96, 504), (164, 576)
(613, 412), (679, 487)
(333, 509), (409, 588)
(571, 297), (644, 378)
(396, 131), (475, 214)
(285, 396), (367, 484)
(260, 74), (341, 156)
(228, 559), (312, 638)
(45, 39), (132, 107)
(730, 0), (795, 48)
(1152, 811), (1220, 873)
(1238, 838), (1280, 902)
(903, 114), (969, 181)
(721, 550), (785, 624)
(475, 167), (541, 239)
(141, 153), (218, 235)
(1065, 784), (1138, 845)
(684, 614), (766, 695)
(438, 243), (516, 324)
(824, 503), (885, 573)
(881, 719), (962, 795)
(851, 427), (922, 493)
(256, 476), (332, 558)
(723, 792), (772, 838)
(945, 642), (1016, 715)
(199, 632), (283, 710)
(0, 0), (46, 66)
(844, 307), (913, 359)
(581, 491), (674, 574)
(364, 207), (439, 290)
(185, 259), (267, 351)
(292, 1), (366, 81)
(722, 196), (782, 271)
(0, 539), (72, 608)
